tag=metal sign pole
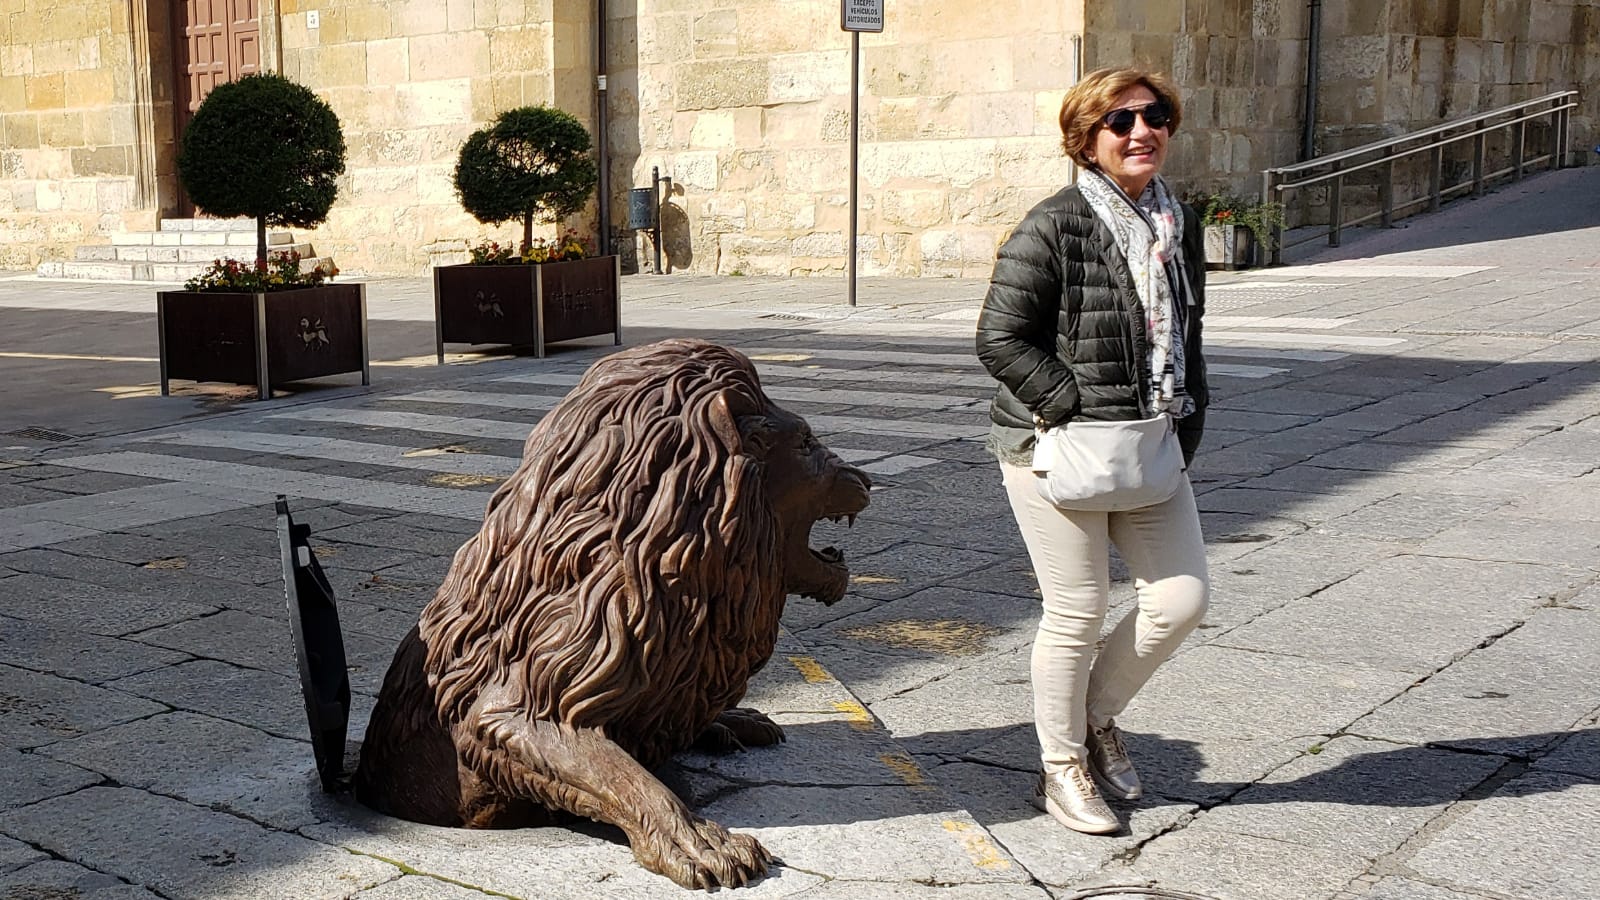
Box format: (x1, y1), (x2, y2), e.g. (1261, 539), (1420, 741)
(841, 0), (882, 307)
(848, 30), (859, 308)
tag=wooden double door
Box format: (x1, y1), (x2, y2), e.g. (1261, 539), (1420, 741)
(172, 0), (260, 215)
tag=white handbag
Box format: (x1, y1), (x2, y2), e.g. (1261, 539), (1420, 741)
(1031, 413), (1185, 511)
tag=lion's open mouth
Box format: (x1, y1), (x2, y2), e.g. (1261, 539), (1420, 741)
(790, 471), (871, 606)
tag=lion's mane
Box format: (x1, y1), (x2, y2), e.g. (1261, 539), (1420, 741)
(418, 338), (785, 765)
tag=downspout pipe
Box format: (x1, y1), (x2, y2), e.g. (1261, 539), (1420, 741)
(1301, 0), (1322, 160)
(595, 0), (612, 255)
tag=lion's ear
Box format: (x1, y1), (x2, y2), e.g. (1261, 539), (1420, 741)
(711, 390), (770, 456)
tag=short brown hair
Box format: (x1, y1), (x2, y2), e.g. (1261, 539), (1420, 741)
(1058, 68), (1183, 166)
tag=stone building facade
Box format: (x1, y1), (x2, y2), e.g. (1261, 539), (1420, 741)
(2, 0), (1595, 276)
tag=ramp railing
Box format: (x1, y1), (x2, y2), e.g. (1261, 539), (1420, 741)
(1260, 90), (1578, 264)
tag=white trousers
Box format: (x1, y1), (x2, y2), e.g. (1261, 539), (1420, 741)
(1000, 462), (1210, 772)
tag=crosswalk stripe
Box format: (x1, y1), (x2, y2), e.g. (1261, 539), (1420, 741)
(390, 386), (982, 413)
(49, 452), (490, 519)
(1207, 316), (1352, 329)
(137, 430), (520, 477)
(273, 404), (989, 443)
(136, 427), (934, 478)
(1209, 330), (1406, 348)
(1211, 363), (1289, 379)
(270, 408), (535, 441)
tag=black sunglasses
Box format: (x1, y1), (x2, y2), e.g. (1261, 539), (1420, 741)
(1101, 101), (1171, 137)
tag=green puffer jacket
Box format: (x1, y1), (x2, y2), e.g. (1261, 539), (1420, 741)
(975, 183), (1209, 464)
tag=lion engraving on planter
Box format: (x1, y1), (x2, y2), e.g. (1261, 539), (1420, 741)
(354, 338), (872, 889)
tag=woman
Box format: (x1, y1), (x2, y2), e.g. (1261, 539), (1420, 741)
(975, 68), (1210, 835)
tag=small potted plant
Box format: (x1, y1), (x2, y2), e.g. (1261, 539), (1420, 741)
(433, 106), (619, 362)
(1194, 191), (1287, 270)
(161, 73), (365, 400)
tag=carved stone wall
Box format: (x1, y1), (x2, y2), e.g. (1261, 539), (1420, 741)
(607, 0), (1086, 276)
(0, 0), (161, 269)
(278, 0), (595, 275)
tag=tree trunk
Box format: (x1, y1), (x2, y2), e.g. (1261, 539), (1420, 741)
(521, 214), (533, 254)
(256, 216), (268, 267)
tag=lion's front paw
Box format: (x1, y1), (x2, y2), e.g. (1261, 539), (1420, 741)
(632, 812), (773, 890)
(717, 707), (785, 748)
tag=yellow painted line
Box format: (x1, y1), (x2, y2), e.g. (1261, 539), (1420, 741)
(747, 353), (812, 362)
(370, 353), (515, 367)
(878, 751), (933, 792)
(0, 351), (158, 363)
(942, 820), (1013, 872)
(850, 573), (903, 585)
(427, 473), (503, 488)
(831, 700), (875, 731)
(787, 655), (834, 684)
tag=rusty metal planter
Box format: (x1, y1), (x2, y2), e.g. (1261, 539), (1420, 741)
(157, 284), (370, 401)
(432, 255), (622, 363)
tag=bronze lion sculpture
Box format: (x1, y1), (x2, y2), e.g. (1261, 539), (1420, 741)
(354, 338), (872, 889)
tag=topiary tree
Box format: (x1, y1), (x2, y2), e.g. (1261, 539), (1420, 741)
(177, 73), (346, 266)
(454, 106), (598, 254)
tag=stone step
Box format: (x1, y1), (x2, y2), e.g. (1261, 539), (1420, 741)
(98, 242), (316, 264)
(158, 217), (259, 233)
(39, 255), (335, 284)
(108, 230), (294, 248)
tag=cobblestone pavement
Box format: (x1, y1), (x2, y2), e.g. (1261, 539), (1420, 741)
(1, 167), (1598, 899)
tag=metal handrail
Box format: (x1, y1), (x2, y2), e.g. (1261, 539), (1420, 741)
(1261, 90), (1578, 264)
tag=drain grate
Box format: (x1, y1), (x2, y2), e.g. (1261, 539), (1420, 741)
(5, 426), (76, 442)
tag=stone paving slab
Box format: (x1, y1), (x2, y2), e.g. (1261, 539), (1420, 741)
(39, 710), (325, 830)
(0, 786), (401, 900)
(1087, 825), (1372, 900)
(1532, 727), (1600, 780)
(0, 663), (167, 749)
(1212, 555), (1582, 674)
(0, 859), (163, 899)
(0, 614), (191, 684)
(1351, 606), (1600, 756)
(104, 658), (315, 739)
(130, 609), (400, 697)
(0, 834), (47, 874)
(0, 571), (219, 636)
(1358, 876), (1499, 900)
(0, 746), (102, 811)
(1186, 735), (1504, 860)
(930, 758), (1197, 889)
(1405, 771), (1600, 900)
(351, 875), (503, 899)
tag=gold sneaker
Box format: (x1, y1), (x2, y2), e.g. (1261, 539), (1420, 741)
(1087, 719), (1143, 800)
(1032, 763), (1120, 834)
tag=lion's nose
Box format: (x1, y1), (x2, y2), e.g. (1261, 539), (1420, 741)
(838, 465), (872, 499)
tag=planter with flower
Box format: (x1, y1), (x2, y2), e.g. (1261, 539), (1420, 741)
(1194, 192), (1287, 270)
(435, 106), (618, 363)
(160, 73), (363, 400)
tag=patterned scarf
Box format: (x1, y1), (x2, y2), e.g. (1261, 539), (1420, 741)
(1077, 169), (1194, 418)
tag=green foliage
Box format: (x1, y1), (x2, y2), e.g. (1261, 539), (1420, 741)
(183, 252), (337, 293)
(1190, 190), (1287, 252)
(454, 106), (599, 249)
(176, 74), (346, 242)
(467, 232), (589, 265)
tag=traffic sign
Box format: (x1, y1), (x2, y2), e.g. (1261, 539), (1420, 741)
(842, 0), (884, 33)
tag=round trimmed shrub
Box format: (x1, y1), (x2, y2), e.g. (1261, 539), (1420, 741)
(177, 73), (346, 264)
(454, 106), (598, 252)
